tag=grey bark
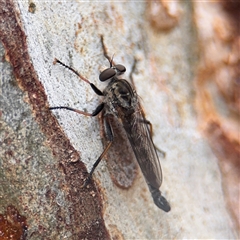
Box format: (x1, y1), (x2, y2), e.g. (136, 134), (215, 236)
(0, 0), (236, 239)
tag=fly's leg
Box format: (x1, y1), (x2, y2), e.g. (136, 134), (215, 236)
(148, 184), (171, 212)
(81, 115), (114, 188)
(145, 120), (166, 158)
(50, 103), (104, 117)
(51, 59), (113, 188)
(50, 105), (113, 188)
(50, 59), (104, 124)
(53, 58), (104, 96)
(100, 35), (115, 67)
(137, 118), (166, 158)
(129, 57), (137, 86)
(129, 58), (166, 158)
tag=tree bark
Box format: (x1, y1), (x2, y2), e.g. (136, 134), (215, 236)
(0, 0), (238, 239)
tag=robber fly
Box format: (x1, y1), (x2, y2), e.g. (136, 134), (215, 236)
(50, 37), (171, 212)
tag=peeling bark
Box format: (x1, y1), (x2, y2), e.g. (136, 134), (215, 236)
(0, 0), (237, 239)
(0, 1), (109, 239)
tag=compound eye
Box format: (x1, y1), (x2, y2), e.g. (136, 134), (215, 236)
(114, 64), (126, 75)
(99, 68), (116, 81)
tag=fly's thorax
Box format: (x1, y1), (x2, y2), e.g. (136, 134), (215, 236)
(103, 78), (138, 116)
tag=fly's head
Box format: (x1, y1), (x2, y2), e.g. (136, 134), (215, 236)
(100, 63), (137, 115)
(99, 64), (126, 82)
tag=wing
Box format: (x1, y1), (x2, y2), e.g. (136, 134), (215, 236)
(103, 78), (170, 211)
(122, 103), (171, 211)
(121, 103), (163, 190)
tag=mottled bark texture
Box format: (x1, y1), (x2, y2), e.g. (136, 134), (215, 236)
(0, 0), (238, 239)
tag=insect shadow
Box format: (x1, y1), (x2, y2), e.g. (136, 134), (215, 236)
(49, 36), (171, 212)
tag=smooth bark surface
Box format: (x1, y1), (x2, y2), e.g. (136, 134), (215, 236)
(0, 0), (238, 239)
